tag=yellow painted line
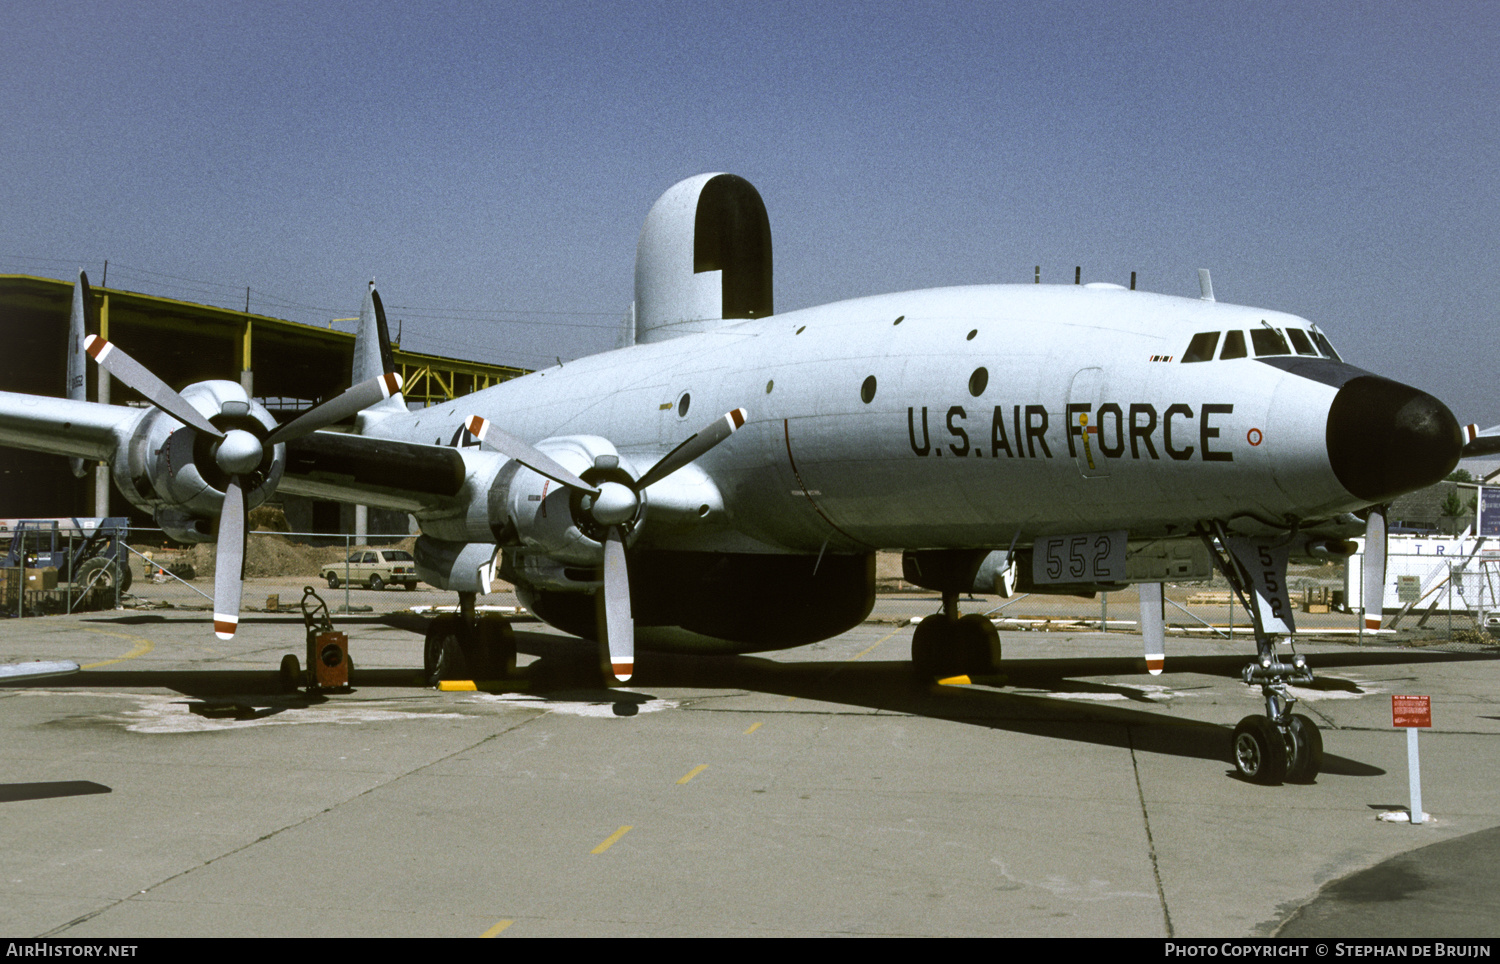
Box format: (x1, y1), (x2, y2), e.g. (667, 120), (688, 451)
(591, 825), (632, 854)
(850, 626), (905, 661)
(743, 721), (762, 735)
(937, 674), (972, 686)
(79, 629), (155, 669)
(480, 920), (514, 938)
(677, 764), (708, 785)
(438, 680), (477, 691)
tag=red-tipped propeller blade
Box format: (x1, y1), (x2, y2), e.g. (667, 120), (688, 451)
(84, 335), (223, 438)
(266, 372), (404, 445)
(213, 476), (247, 640)
(602, 526), (633, 682)
(1362, 505), (1388, 631)
(464, 415), (599, 495)
(636, 408), (747, 491)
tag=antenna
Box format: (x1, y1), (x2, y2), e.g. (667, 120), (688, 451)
(1198, 268), (1215, 302)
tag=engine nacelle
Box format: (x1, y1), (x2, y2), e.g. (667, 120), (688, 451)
(111, 380), (283, 542)
(413, 536), (499, 594)
(500, 435), (643, 565)
(499, 548), (602, 592)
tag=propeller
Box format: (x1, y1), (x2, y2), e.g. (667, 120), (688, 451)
(467, 408), (748, 681)
(1462, 424), (1500, 459)
(85, 334), (402, 639)
(1361, 504), (1388, 631)
(1138, 581), (1164, 675)
(68, 271), (92, 478)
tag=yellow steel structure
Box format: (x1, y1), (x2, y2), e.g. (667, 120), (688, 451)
(0, 274), (529, 409)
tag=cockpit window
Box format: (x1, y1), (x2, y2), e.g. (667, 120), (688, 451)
(1287, 328), (1318, 356)
(1220, 330), (1247, 359)
(1251, 326), (1291, 356)
(1182, 331), (1220, 363)
(1310, 330), (1342, 361)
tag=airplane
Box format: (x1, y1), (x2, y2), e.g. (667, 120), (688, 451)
(2, 171), (1497, 786)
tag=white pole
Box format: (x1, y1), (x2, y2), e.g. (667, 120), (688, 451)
(1408, 727), (1424, 824)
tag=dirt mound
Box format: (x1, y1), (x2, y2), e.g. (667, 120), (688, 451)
(158, 536), (418, 580)
(164, 536), (342, 580)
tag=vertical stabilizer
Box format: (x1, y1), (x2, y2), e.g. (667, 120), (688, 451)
(352, 282), (405, 431)
(68, 270), (91, 477)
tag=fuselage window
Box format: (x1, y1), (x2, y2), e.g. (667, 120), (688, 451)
(1220, 330), (1248, 359)
(1287, 329), (1318, 356)
(1182, 331), (1220, 362)
(1310, 330), (1342, 361)
(1251, 327), (1290, 356)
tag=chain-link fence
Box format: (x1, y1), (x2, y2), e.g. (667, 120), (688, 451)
(4, 532), (1496, 648)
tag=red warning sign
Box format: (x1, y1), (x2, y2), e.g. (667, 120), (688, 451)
(1392, 695), (1431, 728)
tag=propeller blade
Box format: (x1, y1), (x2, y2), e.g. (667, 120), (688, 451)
(602, 526), (633, 681)
(84, 335), (223, 438)
(1138, 582), (1165, 675)
(636, 408), (747, 491)
(1362, 505), (1388, 631)
(1462, 424), (1500, 458)
(68, 271), (90, 478)
(464, 415), (599, 495)
(213, 476), (247, 640)
(266, 372), (404, 445)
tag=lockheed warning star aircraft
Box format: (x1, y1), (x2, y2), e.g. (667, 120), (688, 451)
(2, 173), (1494, 786)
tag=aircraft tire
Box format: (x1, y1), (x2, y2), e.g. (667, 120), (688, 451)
(1285, 714), (1324, 783)
(474, 614), (517, 679)
(1233, 715), (1288, 785)
(956, 613), (1001, 674)
(911, 616), (947, 678)
(424, 615), (468, 686)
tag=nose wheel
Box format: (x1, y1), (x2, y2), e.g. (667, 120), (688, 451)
(1233, 711), (1323, 785)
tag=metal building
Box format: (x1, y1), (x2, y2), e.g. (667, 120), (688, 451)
(0, 274), (528, 523)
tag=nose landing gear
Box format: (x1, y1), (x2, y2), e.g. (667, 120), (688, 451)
(1206, 528), (1325, 785)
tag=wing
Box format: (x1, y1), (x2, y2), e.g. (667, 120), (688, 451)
(0, 390), (138, 461)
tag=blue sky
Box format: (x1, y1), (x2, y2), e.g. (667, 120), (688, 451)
(5, 1), (1497, 425)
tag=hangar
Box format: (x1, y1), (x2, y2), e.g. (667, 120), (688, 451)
(0, 274), (528, 526)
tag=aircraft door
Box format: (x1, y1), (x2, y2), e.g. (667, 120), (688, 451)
(1067, 368), (1109, 479)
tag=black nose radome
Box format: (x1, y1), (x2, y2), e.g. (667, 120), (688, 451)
(1326, 375), (1462, 503)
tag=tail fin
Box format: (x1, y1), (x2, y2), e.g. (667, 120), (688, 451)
(351, 281), (405, 431)
(68, 270), (92, 478)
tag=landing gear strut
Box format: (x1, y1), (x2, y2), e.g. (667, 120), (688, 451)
(1205, 528), (1324, 785)
(423, 591), (517, 686)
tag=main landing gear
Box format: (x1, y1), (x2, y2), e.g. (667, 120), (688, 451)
(903, 549), (1003, 679)
(912, 593), (1002, 679)
(1206, 529), (1324, 785)
(423, 591), (517, 686)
